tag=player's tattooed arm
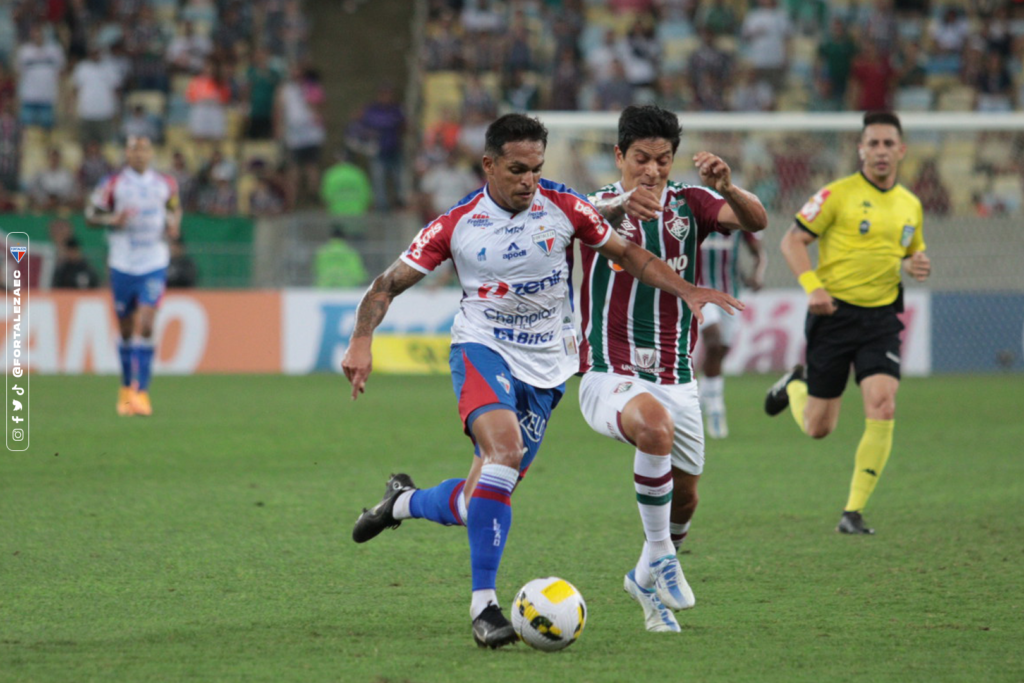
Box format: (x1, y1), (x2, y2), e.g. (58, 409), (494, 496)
(343, 260), (426, 400)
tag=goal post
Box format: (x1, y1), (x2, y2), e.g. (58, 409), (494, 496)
(535, 112), (1024, 375)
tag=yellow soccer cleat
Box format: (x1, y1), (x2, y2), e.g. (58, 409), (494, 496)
(117, 386), (136, 416)
(131, 391), (153, 417)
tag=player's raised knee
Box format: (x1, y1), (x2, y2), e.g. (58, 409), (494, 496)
(628, 402), (674, 454)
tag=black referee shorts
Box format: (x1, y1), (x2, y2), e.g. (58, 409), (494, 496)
(805, 299), (904, 399)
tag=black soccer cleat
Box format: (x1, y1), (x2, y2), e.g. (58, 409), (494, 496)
(764, 364), (805, 416)
(352, 473), (416, 543)
(836, 510), (875, 535)
(472, 605), (518, 649)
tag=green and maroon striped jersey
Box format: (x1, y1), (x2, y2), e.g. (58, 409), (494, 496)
(579, 180), (727, 385)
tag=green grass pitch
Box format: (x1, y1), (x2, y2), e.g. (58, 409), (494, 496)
(2, 374), (1022, 682)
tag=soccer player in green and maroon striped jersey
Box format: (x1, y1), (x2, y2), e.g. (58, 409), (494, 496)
(579, 105), (767, 632)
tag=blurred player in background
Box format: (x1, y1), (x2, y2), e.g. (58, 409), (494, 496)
(86, 136), (181, 416)
(344, 114), (740, 648)
(583, 106), (767, 632)
(765, 111), (931, 534)
(698, 228), (766, 438)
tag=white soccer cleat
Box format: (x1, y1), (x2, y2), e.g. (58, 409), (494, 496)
(706, 409), (729, 439)
(649, 554), (696, 611)
(623, 570), (681, 633)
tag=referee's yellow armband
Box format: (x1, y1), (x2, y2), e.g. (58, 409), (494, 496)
(798, 270), (825, 294)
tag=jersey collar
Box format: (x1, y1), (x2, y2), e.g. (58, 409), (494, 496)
(859, 170), (898, 193)
(481, 184), (536, 219)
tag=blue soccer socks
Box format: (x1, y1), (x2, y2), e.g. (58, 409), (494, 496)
(467, 464), (518, 591)
(118, 341), (134, 387)
(404, 479), (466, 526)
(132, 337), (155, 391)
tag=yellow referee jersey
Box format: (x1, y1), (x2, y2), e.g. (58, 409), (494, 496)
(795, 172), (925, 307)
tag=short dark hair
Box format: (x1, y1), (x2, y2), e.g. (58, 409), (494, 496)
(617, 105), (682, 155)
(862, 111), (902, 137)
(484, 114), (548, 158)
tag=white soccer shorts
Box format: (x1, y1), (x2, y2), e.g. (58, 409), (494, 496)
(698, 303), (739, 347)
(578, 372), (705, 475)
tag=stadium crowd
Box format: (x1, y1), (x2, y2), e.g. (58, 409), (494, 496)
(414, 0), (1024, 217)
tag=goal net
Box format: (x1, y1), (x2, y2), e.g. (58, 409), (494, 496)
(537, 112), (1024, 375)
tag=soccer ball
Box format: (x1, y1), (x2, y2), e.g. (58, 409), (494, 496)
(511, 577), (587, 652)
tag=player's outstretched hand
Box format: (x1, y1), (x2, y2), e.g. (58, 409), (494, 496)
(808, 288), (838, 316)
(905, 251), (931, 282)
(341, 339), (373, 401)
(623, 185), (661, 221)
(694, 152), (733, 194)
(681, 286), (743, 326)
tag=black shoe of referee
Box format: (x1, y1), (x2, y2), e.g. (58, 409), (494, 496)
(836, 510), (875, 535)
(764, 364), (805, 416)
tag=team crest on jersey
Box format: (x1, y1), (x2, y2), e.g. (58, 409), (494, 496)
(666, 215), (691, 242)
(496, 373), (511, 394)
(613, 381), (633, 394)
(533, 229), (556, 256)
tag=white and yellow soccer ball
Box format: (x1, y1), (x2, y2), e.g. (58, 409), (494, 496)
(511, 577), (587, 652)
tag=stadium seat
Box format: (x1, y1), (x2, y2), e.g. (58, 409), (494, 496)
(937, 86), (975, 112)
(126, 91), (168, 116)
(241, 141), (281, 168)
(894, 87), (933, 112)
(423, 71), (464, 129)
(991, 174), (1023, 212)
(60, 141), (84, 170)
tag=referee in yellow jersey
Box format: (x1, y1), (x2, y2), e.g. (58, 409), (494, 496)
(764, 111), (931, 534)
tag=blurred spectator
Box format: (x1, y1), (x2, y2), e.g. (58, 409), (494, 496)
(860, 0), (899, 57)
(729, 66), (775, 112)
(849, 40), (895, 111)
(818, 19), (857, 108)
(688, 28), (731, 107)
(249, 175), (286, 217)
(910, 159), (951, 216)
(595, 60), (635, 111)
(213, 2), (248, 54)
(169, 150), (198, 211)
(423, 107), (462, 161)
(186, 59), (232, 143)
(895, 40), (927, 88)
(0, 100), (19, 192)
(166, 20), (212, 75)
(125, 5), (169, 92)
(461, 0), (504, 34)
(0, 62), (15, 112)
(51, 237), (99, 289)
(281, 0), (310, 64)
(982, 5), (1013, 58)
(166, 236), (198, 288)
(929, 7), (970, 55)
(15, 24), (65, 130)
(197, 162), (238, 215)
(423, 10), (463, 71)
(276, 64), (326, 208)
(976, 51), (1013, 112)
(617, 17), (659, 89)
(741, 0), (791, 90)
(549, 47), (581, 111)
(504, 69), (539, 111)
(29, 148), (77, 212)
(418, 150), (480, 223)
(360, 83), (406, 212)
(315, 224), (368, 289)
(121, 104), (162, 143)
(77, 141), (113, 195)
(103, 39), (132, 86)
(63, 0), (92, 62)
(457, 109), (490, 159)
(505, 22), (534, 74)
(243, 48), (280, 139)
(462, 73), (497, 118)
(587, 29), (619, 84)
(320, 148), (372, 227)
(72, 45), (123, 145)
(696, 0), (739, 37)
